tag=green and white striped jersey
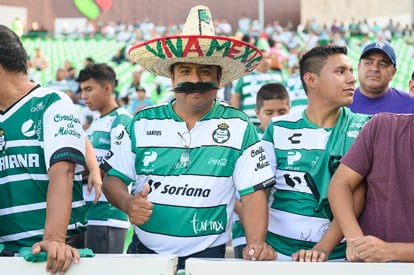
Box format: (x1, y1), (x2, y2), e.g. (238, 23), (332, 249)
(102, 99), (275, 256)
(262, 108), (370, 260)
(83, 107), (131, 228)
(0, 85), (86, 252)
(232, 70), (284, 121)
(285, 73), (308, 114)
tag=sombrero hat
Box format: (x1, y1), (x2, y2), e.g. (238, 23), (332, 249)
(128, 5), (263, 84)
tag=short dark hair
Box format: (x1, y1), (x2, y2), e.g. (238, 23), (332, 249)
(77, 63), (117, 87)
(411, 70), (414, 80)
(0, 24), (28, 73)
(299, 45), (348, 94)
(256, 83), (290, 110)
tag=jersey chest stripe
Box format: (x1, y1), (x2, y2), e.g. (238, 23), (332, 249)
(0, 202), (46, 216)
(0, 173), (49, 184)
(6, 140), (43, 148)
(0, 200), (84, 216)
(0, 229), (44, 242)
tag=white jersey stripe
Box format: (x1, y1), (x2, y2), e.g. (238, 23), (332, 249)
(268, 208), (332, 243)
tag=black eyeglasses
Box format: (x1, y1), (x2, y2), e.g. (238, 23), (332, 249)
(178, 131), (191, 168)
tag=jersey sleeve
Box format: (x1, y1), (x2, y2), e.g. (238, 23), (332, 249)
(110, 112), (131, 151)
(262, 121), (278, 177)
(101, 120), (136, 186)
(43, 92), (86, 172)
(232, 121), (275, 197)
(231, 78), (243, 95)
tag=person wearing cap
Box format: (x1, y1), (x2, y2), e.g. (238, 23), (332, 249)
(101, 5), (276, 269)
(348, 41), (414, 114)
(328, 113), (414, 262)
(262, 45), (370, 261)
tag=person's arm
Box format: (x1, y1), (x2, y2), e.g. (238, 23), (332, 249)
(328, 163), (365, 261)
(102, 175), (153, 225)
(292, 182), (367, 262)
(85, 138), (102, 203)
(351, 236), (414, 262)
(233, 199), (243, 225)
(292, 220), (342, 262)
(241, 189), (276, 261)
(32, 161), (80, 274)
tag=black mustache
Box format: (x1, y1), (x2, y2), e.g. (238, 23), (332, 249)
(172, 82), (219, 93)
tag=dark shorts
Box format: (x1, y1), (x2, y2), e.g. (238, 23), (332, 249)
(233, 244), (246, 259)
(86, 225), (127, 253)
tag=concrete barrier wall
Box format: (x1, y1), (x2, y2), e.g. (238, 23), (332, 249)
(186, 258), (414, 275)
(3, 255), (414, 275)
(1, 254), (178, 275)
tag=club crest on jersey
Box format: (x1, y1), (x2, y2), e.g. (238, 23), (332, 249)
(0, 129), (6, 152)
(212, 123), (230, 144)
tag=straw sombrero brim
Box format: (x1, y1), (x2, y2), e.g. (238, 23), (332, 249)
(128, 35), (263, 84)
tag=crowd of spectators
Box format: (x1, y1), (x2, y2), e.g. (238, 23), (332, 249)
(17, 14), (414, 117)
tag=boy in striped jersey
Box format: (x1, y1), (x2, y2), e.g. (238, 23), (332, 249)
(77, 63), (131, 253)
(262, 45), (370, 261)
(232, 82), (290, 258)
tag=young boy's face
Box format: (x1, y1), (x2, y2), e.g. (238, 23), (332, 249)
(255, 99), (290, 130)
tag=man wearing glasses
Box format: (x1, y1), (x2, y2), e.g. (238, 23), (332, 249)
(100, 5), (276, 270)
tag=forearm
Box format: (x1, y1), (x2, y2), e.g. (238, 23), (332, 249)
(85, 138), (103, 177)
(317, 182), (367, 254)
(102, 174), (132, 213)
(44, 161), (75, 242)
(234, 199), (243, 222)
(313, 219), (344, 255)
(329, 181), (363, 239)
(241, 190), (268, 243)
(352, 181), (367, 217)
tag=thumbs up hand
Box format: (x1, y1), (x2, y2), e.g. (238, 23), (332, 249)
(126, 183), (153, 225)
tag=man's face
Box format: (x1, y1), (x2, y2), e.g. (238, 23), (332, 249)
(312, 53), (356, 107)
(358, 52), (396, 97)
(56, 69), (65, 81)
(80, 78), (108, 112)
(171, 62), (220, 110)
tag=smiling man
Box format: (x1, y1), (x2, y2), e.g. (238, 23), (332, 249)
(348, 41), (414, 114)
(100, 5), (276, 270)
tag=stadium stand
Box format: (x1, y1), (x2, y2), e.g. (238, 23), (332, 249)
(21, 36), (412, 95)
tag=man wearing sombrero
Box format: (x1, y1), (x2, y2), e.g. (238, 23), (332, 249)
(101, 5), (276, 269)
